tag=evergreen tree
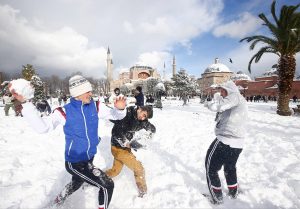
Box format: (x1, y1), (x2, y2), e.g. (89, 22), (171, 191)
(145, 77), (159, 96)
(171, 70), (197, 96)
(22, 64), (36, 81)
(163, 81), (173, 96)
(31, 75), (45, 104)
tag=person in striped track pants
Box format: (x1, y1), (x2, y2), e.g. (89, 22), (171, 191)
(204, 80), (248, 204)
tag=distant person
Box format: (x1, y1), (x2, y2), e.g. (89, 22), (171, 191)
(134, 86), (144, 107)
(105, 105), (156, 198)
(58, 96), (62, 106)
(114, 88), (120, 96)
(206, 95), (212, 102)
(204, 80), (248, 204)
(293, 95), (297, 103)
(182, 93), (188, 106)
(109, 88), (122, 104)
(145, 95), (154, 106)
(9, 75), (127, 208)
(36, 99), (52, 116)
(3, 93), (15, 116)
(104, 94), (110, 104)
(62, 94), (68, 105)
(13, 98), (23, 117)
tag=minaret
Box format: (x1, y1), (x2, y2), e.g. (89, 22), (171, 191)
(106, 47), (113, 92)
(172, 55), (176, 77)
(163, 62), (166, 80)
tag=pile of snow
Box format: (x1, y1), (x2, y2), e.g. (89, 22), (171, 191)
(231, 71), (251, 81)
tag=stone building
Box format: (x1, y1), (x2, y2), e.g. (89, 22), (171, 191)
(235, 69), (300, 99)
(110, 65), (161, 91)
(106, 47), (160, 91)
(197, 58), (233, 96)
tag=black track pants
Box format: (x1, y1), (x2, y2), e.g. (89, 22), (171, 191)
(205, 139), (242, 200)
(63, 158), (114, 209)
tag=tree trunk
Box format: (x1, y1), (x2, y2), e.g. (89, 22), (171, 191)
(277, 55), (296, 116)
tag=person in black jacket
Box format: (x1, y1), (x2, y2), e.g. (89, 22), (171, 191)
(134, 86), (144, 106)
(105, 105), (156, 197)
(36, 99), (51, 116)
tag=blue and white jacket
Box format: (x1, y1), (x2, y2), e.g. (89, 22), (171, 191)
(22, 97), (126, 163)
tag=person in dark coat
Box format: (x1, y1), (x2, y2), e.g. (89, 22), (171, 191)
(293, 95), (298, 103)
(105, 105), (156, 198)
(134, 86), (144, 107)
(145, 95), (155, 106)
(36, 99), (52, 116)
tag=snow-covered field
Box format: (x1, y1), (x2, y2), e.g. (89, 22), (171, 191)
(1, 99), (300, 209)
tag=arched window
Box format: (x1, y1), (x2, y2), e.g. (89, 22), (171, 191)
(138, 72), (150, 79)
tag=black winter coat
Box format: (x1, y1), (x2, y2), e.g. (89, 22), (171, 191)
(135, 92), (144, 106)
(110, 106), (156, 148)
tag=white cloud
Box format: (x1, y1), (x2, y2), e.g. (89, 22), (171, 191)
(0, 0), (223, 78)
(137, 51), (171, 70)
(213, 12), (261, 38)
(123, 21), (134, 34)
(0, 4), (107, 78)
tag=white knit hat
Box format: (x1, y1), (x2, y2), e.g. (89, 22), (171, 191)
(69, 75), (92, 97)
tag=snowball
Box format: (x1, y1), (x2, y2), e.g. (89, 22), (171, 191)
(213, 92), (222, 102)
(9, 79), (34, 100)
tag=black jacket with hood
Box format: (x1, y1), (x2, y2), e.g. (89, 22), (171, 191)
(110, 106), (156, 148)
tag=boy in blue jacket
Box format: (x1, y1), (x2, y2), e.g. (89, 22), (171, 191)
(9, 75), (127, 209)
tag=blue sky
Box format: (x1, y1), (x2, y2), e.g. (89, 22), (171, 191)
(0, 0), (299, 79)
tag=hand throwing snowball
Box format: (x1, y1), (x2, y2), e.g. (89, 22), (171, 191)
(9, 79), (34, 102)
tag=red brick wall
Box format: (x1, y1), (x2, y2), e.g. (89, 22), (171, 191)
(234, 76), (300, 99)
(290, 81), (300, 98)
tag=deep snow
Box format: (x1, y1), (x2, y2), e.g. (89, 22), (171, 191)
(0, 98), (300, 209)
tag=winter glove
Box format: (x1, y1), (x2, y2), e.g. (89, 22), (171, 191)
(125, 132), (134, 140)
(130, 140), (145, 150)
(143, 122), (156, 134)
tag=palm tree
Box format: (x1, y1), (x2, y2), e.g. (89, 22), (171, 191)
(240, 1), (300, 116)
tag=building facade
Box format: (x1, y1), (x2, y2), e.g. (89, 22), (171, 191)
(110, 65), (161, 91)
(235, 72), (300, 99)
(197, 58), (233, 96)
(197, 59), (300, 100)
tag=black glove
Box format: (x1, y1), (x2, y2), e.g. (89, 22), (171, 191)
(130, 140), (144, 150)
(125, 132), (133, 140)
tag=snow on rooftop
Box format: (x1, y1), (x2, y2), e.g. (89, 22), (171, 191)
(231, 71), (251, 81)
(262, 68), (278, 76)
(204, 58), (231, 73)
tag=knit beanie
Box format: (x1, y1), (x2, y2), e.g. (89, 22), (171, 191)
(69, 75), (92, 97)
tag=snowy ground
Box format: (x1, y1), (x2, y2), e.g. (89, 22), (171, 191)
(0, 98), (300, 209)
